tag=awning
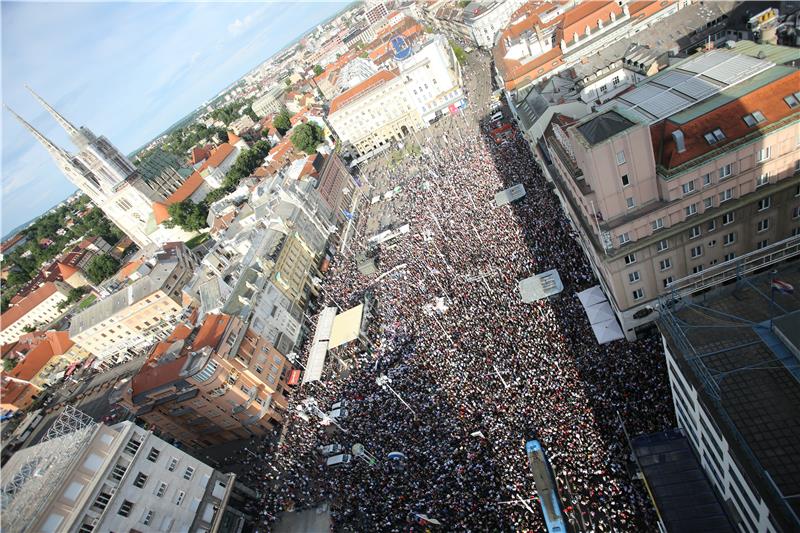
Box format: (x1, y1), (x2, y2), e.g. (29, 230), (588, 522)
(303, 306), (338, 384)
(287, 369), (301, 386)
(329, 304), (364, 349)
(577, 285), (624, 344)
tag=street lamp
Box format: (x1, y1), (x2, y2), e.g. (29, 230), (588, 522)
(376, 374), (417, 418)
(299, 397), (348, 433)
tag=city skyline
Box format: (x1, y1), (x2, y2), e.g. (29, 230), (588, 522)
(1, 1), (347, 233)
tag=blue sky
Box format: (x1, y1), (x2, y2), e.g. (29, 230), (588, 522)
(1, 1), (347, 235)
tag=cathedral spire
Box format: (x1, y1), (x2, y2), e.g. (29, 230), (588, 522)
(24, 85), (87, 146)
(4, 105), (70, 162)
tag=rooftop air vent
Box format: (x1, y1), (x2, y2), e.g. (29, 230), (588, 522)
(672, 130), (686, 153)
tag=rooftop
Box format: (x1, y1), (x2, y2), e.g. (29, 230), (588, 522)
(0, 282), (67, 331)
(659, 265), (800, 530)
(576, 110), (636, 145)
(328, 69), (398, 114)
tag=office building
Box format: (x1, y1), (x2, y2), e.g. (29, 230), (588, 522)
(113, 313), (290, 448)
(540, 44), (800, 338)
(0, 408), (254, 533)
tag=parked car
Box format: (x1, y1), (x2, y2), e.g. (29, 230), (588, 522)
(328, 407), (348, 419)
(326, 453), (352, 467)
(319, 444), (345, 456)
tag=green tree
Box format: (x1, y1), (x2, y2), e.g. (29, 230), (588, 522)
(290, 123), (325, 154)
(313, 64), (324, 76)
(3, 358), (18, 371)
(167, 200), (209, 232)
(58, 286), (88, 310)
(450, 40), (467, 65)
(274, 108), (292, 135)
(85, 255), (121, 284)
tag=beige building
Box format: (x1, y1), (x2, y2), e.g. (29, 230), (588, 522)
(0, 281), (71, 345)
(272, 231), (321, 309)
(114, 313), (291, 448)
(327, 69), (424, 157)
(0, 410), (254, 533)
(542, 45), (800, 339)
(252, 86), (285, 118)
(69, 243), (196, 364)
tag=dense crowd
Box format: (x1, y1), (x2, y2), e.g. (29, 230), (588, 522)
(249, 105), (674, 531)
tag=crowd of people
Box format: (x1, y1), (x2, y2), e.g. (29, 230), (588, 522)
(248, 77), (675, 531)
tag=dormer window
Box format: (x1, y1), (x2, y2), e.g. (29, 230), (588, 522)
(742, 111), (766, 127)
(704, 128), (726, 145)
(783, 93), (800, 108)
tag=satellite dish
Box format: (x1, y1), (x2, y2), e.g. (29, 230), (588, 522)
(352, 443), (365, 456)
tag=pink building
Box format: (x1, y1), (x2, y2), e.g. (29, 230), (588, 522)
(543, 45), (800, 338)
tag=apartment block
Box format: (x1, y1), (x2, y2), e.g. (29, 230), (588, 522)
(113, 313), (290, 448)
(659, 267), (800, 533)
(541, 44), (800, 338)
(0, 412), (254, 533)
(69, 243), (196, 363)
(0, 281), (71, 345)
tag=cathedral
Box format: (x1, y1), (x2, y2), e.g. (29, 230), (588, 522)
(7, 87), (193, 248)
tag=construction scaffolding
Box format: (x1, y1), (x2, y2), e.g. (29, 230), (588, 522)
(1, 406), (98, 533)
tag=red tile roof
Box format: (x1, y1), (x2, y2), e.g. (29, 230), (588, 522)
(192, 313), (232, 351)
(152, 201), (171, 225)
(9, 331), (73, 381)
(205, 143), (236, 169)
(131, 355), (187, 396)
(117, 258), (145, 282)
(227, 131), (241, 145)
(0, 282), (63, 331)
(329, 69), (398, 114)
(559, 0), (622, 43)
(651, 70), (800, 169)
(166, 171), (205, 204)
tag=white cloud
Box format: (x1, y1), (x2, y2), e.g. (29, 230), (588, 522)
(227, 14), (254, 36)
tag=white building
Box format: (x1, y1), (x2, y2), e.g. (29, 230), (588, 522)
(7, 88), (179, 248)
(0, 282), (71, 345)
(229, 114), (256, 136)
(464, 0), (527, 49)
(399, 34), (466, 123)
(252, 86), (285, 117)
(0, 409), (252, 533)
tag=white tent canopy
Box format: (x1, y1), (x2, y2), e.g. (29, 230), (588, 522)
(577, 286), (624, 344)
(303, 306), (338, 384)
(329, 304), (365, 349)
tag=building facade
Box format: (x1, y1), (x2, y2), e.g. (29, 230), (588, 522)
(0, 413), (253, 533)
(69, 243), (196, 363)
(464, 0), (527, 49)
(0, 281), (71, 345)
(541, 45), (800, 339)
(114, 314), (290, 448)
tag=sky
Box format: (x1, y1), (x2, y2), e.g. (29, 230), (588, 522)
(1, 1), (348, 236)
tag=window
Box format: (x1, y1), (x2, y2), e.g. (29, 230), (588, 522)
(183, 466), (195, 480)
(754, 197), (770, 211)
(724, 252), (736, 262)
(142, 510), (154, 526)
(708, 219), (716, 232)
(756, 146), (771, 162)
(793, 206), (800, 219)
(757, 219), (769, 232)
(156, 482), (168, 497)
(682, 181), (695, 195)
(757, 239), (769, 250)
(255, 365), (264, 374)
(689, 226), (701, 239)
(722, 212), (734, 225)
(618, 232), (630, 245)
(624, 253), (636, 265)
(703, 197), (713, 209)
(118, 500), (134, 517)
(742, 111), (766, 127)
(167, 457), (178, 472)
(616, 150), (626, 165)
(652, 218), (663, 231)
(133, 472), (148, 488)
(632, 288), (644, 301)
(708, 239), (717, 247)
(124, 437), (142, 455)
(719, 188), (733, 203)
(626, 197), (635, 209)
(691, 245), (703, 258)
(704, 128), (725, 144)
(686, 203), (697, 217)
(175, 491), (186, 506)
(663, 276), (674, 288)
(657, 239), (669, 252)
(147, 447), (160, 462)
(723, 232), (736, 245)
(613, 75), (620, 86)
(659, 258), (672, 271)
(702, 173), (712, 187)
(110, 463), (128, 481)
(629, 271), (641, 283)
(621, 174), (630, 187)
(785, 93), (800, 108)
(756, 173), (769, 187)
(693, 265), (704, 274)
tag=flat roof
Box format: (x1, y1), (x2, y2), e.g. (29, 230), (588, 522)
(632, 429), (736, 533)
(576, 110), (636, 145)
(659, 266), (800, 529)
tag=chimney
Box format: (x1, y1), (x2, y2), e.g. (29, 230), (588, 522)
(671, 130), (686, 153)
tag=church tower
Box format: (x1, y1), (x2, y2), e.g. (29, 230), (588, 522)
(6, 89), (166, 248)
